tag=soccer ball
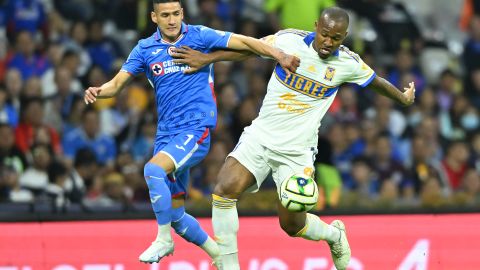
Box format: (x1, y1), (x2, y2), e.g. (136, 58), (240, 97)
(279, 174), (319, 212)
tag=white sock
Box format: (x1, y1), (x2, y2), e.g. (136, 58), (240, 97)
(201, 236), (220, 258)
(155, 223), (173, 243)
(212, 194), (240, 270)
(296, 213), (340, 243)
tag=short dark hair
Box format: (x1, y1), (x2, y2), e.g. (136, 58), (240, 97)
(320, 7), (349, 26)
(152, 0), (181, 5)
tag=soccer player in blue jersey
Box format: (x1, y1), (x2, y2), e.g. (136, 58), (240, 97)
(83, 0), (299, 267)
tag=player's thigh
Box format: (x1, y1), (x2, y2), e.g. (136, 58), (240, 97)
(154, 128), (210, 172)
(214, 157), (256, 198)
(153, 128), (210, 197)
(269, 147), (316, 192)
(216, 133), (271, 198)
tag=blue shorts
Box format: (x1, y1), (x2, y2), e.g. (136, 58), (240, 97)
(153, 127), (210, 198)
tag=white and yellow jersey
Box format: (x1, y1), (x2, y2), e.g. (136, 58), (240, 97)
(244, 29), (376, 150)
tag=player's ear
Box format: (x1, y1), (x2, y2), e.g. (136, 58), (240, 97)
(151, 11), (158, 24)
(181, 8), (184, 20)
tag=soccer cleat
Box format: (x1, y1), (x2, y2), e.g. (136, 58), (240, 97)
(328, 220), (351, 270)
(139, 240), (174, 263)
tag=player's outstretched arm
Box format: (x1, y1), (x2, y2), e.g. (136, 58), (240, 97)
(172, 46), (254, 74)
(368, 76), (416, 106)
(84, 71), (132, 104)
(227, 34), (300, 75)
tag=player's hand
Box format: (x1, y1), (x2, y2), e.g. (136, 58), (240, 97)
(402, 82), (416, 106)
(171, 46), (209, 74)
(84, 87), (101, 104)
(278, 52), (300, 77)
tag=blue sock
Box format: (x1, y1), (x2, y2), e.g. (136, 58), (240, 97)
(144, 162), (171, 225)
(171, 206), (208, 246)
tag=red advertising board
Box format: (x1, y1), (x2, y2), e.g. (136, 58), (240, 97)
(1, 214), (479, 270)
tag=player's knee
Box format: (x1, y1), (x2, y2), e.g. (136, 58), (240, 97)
(213, 177), (241, 199)
(144, 162), (163, 177)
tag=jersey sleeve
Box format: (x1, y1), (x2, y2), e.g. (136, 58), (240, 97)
(121, 43), (145, 76)
(199, 26), (233, 51)
(347, 55), (376, 87)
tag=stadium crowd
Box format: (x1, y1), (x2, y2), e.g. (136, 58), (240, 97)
(0, 0), (479, 213)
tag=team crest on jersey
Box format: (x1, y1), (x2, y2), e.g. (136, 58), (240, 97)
(324, 66), (336, 81)
(150, 62), (164, 76)
(167, 46), (176, 56)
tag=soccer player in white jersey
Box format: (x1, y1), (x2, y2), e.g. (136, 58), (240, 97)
(173, 7), (415, 270)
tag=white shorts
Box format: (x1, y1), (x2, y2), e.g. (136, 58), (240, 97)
(228, 132), (317, 193)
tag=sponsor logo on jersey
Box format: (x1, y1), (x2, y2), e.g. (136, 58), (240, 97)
(274, 65), (339, 99)
(150, 60), (189, 76)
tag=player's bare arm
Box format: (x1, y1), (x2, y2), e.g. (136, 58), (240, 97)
(228, 34), (300, 75)
(84, 71), (132, 104)
(369, 76), (416, 106)
(172, 46), (254, 74)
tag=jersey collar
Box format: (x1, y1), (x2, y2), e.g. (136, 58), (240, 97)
(304, 32), (340, 57)
(155, 22), (189, 43)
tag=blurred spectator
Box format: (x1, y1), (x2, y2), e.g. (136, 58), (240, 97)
(265, 0), (335, 31)
(463, 15), (480, 107)
(7, 31), (50, 80)
(43, 68), (81, 132)
(388, 49), (425, 94)
(84, 172), (128, 207)
(0, 123), (27, 174)
(470, 132), (480, 172)
(131, 117), (156, 164)
(371, 134), (412, 197)
(54, 0), (94, 22)
(46, 161), (69, 209)
(405, 87), (438, 130)
(420, 175), (450, 208)
(440, 140), (471, 192)
(365, 95), (407, 139)
(42, 50), (84, 97)
(409, 135), (443, 195)
(86, 19), (122, 74)
(66, 148), (97, 204)
(63, 21), (92, 76)
(454, 169), (480, 205)
(15, 97), (62, 155)
(19, 143), (52, 195)
(0, 85), (18, 127)
(436, 69), (462, 111)
(343, 0), (422, 53)
(349, 156), (378, 204)
(5, 0), (47, 39)
(332, 85), (360, 123)
(99, 87), (133, 138)
(62, 107), (116, 167)
(4, 68), (23, 110)
(0, 165), (33, 203)
(439, 95), (474, 141)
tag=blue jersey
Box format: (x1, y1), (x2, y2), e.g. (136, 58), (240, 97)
(121, 23), (232, 135)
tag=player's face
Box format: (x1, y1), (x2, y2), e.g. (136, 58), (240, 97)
(151, 2), (184, 42)
(314, 18), (347, 59)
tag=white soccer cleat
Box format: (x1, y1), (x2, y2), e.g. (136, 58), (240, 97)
(328, 220), (351, 270)
(139, 240), (174, 263)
